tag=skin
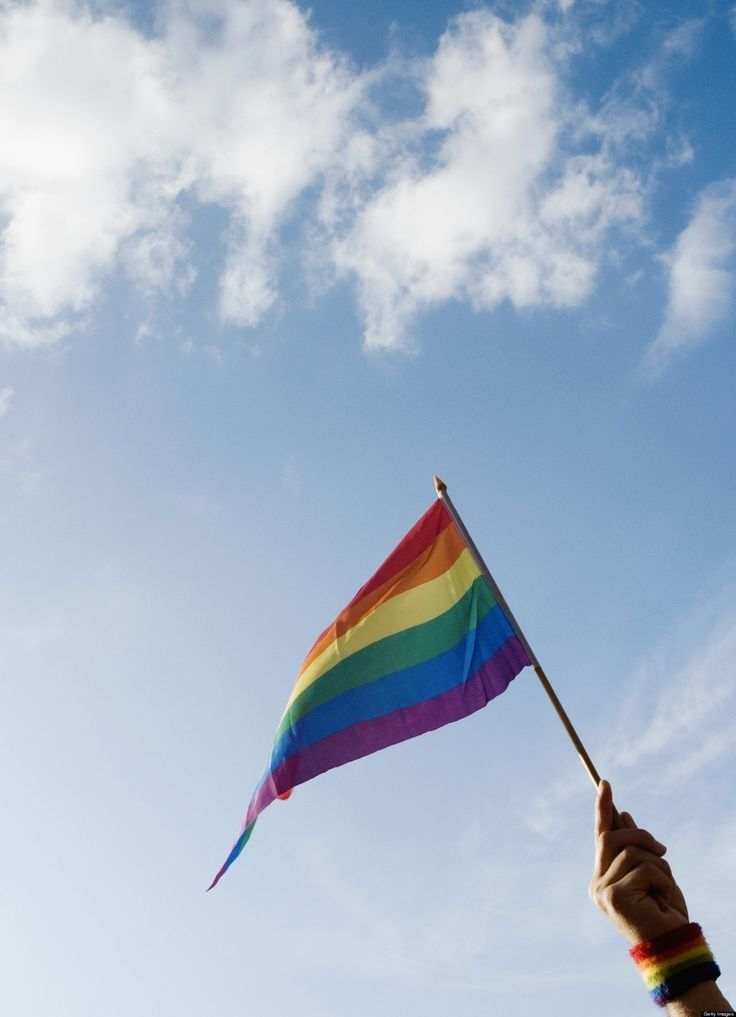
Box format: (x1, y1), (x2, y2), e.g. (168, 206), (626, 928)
(590, 780), (732, 1016)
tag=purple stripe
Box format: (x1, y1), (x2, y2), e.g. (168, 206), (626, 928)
(244, 636), (529, 824)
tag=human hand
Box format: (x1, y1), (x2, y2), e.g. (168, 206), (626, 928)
(589, 779), (689, 945)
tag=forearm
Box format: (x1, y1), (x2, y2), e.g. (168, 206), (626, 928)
(665, 979), (733, 1017)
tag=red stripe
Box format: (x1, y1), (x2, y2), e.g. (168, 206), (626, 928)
(630, 923), (703, 962)
(637, 940), (708, 967)
(305, 500), (452, 657)
(299, 520), (465, 674)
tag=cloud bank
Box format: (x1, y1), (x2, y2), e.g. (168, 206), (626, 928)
(0, 0), (719, 355)
(0, 0), (357, 347)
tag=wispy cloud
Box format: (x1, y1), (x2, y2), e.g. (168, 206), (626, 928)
(645, 178), (736, 374)
(589, 18), (702, 164)
(303, 826), (598, 987)
(606, 597), (736, 786)
(0, 385), (14, 416)
(524, 588), (736, 837)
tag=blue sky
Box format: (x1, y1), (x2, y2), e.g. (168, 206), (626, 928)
(1, 1), (735, 1015)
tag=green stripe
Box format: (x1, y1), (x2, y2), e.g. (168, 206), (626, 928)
(275, 576), (496, 743)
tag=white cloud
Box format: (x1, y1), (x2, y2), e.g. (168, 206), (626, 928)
(0, 1), (714, 356)
(0, 0), (358, 348)
(330, 12), (643, 350)
(0, 385), (14, 416)
(166, 0), (358, 324)
(0, 0), (174, 345)
(646, 179), (736, 373)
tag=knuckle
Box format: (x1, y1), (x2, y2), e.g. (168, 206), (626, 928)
(641, 859), (664, 878)
(617, 845), (642, 865)
(593, 889), (608, 911)
(607, 882), (626, 908)
(589, 880), (607, 909)
(637, 831), (663, 854)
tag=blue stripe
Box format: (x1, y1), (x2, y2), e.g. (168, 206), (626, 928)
(269, 600), (514, 772)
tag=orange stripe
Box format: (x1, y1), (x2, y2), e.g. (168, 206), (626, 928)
(299, 522), (465, 673)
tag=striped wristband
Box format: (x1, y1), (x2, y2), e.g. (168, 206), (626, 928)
(630, 922), (721, 1007)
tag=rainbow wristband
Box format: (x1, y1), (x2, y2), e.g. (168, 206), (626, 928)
(630, 922), (721, 1007)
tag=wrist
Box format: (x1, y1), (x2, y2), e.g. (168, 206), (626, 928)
(629, 922), (721, 1008)
(621, 913), (688, 946)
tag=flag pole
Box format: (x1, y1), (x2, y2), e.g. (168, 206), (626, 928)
(434, 475), (603, 790)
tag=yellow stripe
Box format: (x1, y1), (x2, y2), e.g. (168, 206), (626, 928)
(639, 945), (710, 986)
(282, 548), (481, 717)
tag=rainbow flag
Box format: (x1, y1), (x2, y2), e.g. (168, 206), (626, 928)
(209, 498), (531, 889)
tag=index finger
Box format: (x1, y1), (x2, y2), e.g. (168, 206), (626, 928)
(595, 779), (614, 842)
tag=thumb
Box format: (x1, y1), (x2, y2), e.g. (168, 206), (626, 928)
(595, 779), (614, 841)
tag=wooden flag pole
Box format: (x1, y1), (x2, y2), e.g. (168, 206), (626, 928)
(434, 475), (603, 790)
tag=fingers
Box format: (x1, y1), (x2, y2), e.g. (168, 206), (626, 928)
(615, 812), (682, 917)
(597, 844), (673, 890)
(594, 827), (667, 881)
(594, 859), (675, 915)
(611, 808), (637, 832)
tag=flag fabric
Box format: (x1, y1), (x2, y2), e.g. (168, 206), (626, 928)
(209, 498), (531, 889)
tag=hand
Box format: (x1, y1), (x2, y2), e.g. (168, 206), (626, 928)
(589, 779), (689, 944)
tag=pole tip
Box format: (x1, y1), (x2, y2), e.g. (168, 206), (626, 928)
(434, 475), (447, 494)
